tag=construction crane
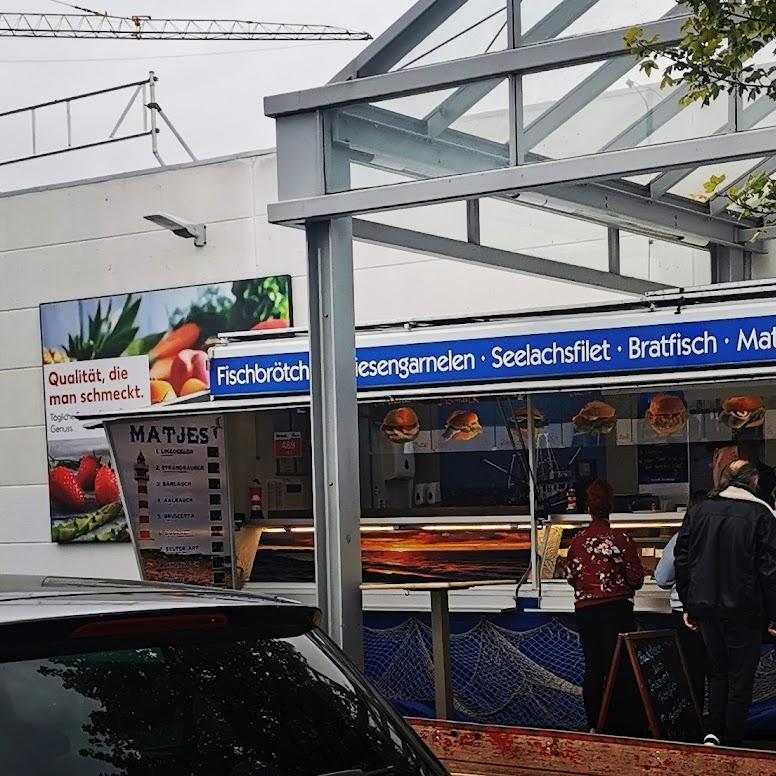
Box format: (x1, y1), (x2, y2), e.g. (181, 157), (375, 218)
(0, 5), (371, 41)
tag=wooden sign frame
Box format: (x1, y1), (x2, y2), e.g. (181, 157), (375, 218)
(597, 630), (703, 741)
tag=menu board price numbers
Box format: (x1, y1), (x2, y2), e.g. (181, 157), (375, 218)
(274, 431), (302, 459)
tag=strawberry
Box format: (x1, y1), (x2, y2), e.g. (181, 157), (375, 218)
(49, 466), (86, 512)
(77, 454), (100, 490)
(94, 466), (120, 506)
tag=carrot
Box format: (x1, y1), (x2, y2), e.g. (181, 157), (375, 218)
(148, 323), (200, 362)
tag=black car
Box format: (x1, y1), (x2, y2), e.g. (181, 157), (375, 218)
(0, 575), (447, 776)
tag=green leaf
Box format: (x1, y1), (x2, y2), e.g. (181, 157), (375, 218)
(123, 332), (165, 357)
(703, 174), (727, 193)
(96, 295), (141, 358)
(623, 26), (644, 49)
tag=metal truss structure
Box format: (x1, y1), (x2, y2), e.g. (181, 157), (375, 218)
(0, 12), (370, 40)
(264, 0), (776, 661)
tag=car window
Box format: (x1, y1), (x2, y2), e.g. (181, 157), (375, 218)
(0, 630), (439, 776)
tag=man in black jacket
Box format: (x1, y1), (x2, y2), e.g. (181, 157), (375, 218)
(675, 460), (776, 746)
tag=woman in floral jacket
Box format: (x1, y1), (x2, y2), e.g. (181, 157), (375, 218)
(566, 479), (645, 732)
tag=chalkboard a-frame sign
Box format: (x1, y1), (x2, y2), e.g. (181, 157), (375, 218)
(597, 630), (703, 743)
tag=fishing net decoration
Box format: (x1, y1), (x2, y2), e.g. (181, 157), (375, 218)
(364, 616), (776, 731)
(754, 648), (776, 705)
(364, 617), (586, 729)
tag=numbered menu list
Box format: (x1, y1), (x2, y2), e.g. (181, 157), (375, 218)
(113, 415), (234, 588)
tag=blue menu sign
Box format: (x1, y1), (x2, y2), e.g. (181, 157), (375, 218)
(210, 313), (776, 397)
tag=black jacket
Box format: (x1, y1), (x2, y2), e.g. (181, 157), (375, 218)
(675, 487), (776, 625)
(755, 461), (776, 508)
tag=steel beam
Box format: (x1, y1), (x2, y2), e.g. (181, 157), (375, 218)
(351, 218), (666, 294)
(522, 7), (686, 150)
(306, 217), (364, 666)
(650, 94), (776, 198)
(602, 39), (776, 154)
(424, 0), (599, 138)
(332, 105), (757, 247)
(709, 156), (776, 216)
(528, 180), (760, 249)
(739, 224), (776, 242)
(268, 125), (776, 223)
(600, 84), (692, 152)
(275, 112), (325, 201)
(331, 0), (468, 81)
(265, 16), (689, 117)
(425, 79), (503, 139)
(523, 56), (633, 150)
(331, 104), (507, 178)
(520, 0), (599, 42)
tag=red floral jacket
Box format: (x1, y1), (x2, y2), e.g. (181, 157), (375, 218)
(566, 519), (645, 609)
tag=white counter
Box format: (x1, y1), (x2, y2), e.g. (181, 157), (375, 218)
(244, 579), (671, 615)
(532, 579), (671, 614)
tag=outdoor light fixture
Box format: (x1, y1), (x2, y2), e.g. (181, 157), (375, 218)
(144, 213), (207, 247)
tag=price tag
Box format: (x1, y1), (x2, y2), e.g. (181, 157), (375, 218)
(274, 431), (302, 458)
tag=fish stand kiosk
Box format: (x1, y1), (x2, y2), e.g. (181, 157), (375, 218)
(91, 285), (776, 730)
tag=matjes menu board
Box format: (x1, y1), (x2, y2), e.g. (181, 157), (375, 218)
(108, 414), (235, 588)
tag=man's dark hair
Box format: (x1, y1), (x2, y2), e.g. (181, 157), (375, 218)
(711, 460), (760, 496)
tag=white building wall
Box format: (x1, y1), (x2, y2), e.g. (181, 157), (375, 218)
(0, 150), (708, 578)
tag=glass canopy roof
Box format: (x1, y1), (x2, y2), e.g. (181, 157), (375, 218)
(267, 0), (776, 294)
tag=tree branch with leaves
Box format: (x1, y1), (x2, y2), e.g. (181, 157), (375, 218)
(625, 1), (776, 221)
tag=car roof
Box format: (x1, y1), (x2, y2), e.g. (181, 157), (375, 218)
(0, 574), (309, 624)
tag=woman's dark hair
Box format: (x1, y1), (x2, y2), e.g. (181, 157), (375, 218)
(586, 479), (614, 520)
(688, 490), (707, 509)
(710, 460), (759, 497)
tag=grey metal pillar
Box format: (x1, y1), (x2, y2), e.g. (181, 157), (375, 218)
(526, 394), (539, 594)
(507, 0), (524, 165)
(607, 227), (620, 274)
(710, 243), (751, 284)
(466, 199), (480, 245)
(306, 217), (364, 668)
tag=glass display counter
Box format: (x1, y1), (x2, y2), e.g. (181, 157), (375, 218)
(236, 375), (776, 611)
(533, 512), (685, 613)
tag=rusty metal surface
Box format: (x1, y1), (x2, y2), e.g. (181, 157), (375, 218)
(409, 719), (776, 776)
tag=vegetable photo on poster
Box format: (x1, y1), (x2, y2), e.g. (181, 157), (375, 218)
(40, 277), (293, 543)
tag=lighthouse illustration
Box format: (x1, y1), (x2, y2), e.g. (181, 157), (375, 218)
(134, 452), (151, 540)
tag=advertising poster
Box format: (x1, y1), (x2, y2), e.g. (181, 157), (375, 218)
(248, 528), (531, 585)
(40, 277), (292, 543)
(108, 414), (235, 587)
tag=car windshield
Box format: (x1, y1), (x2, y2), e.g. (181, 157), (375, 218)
(0, 628), (439, 776)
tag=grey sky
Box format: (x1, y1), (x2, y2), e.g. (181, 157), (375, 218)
(0, 1), (677, 192)
(0, 0), (416, 190)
